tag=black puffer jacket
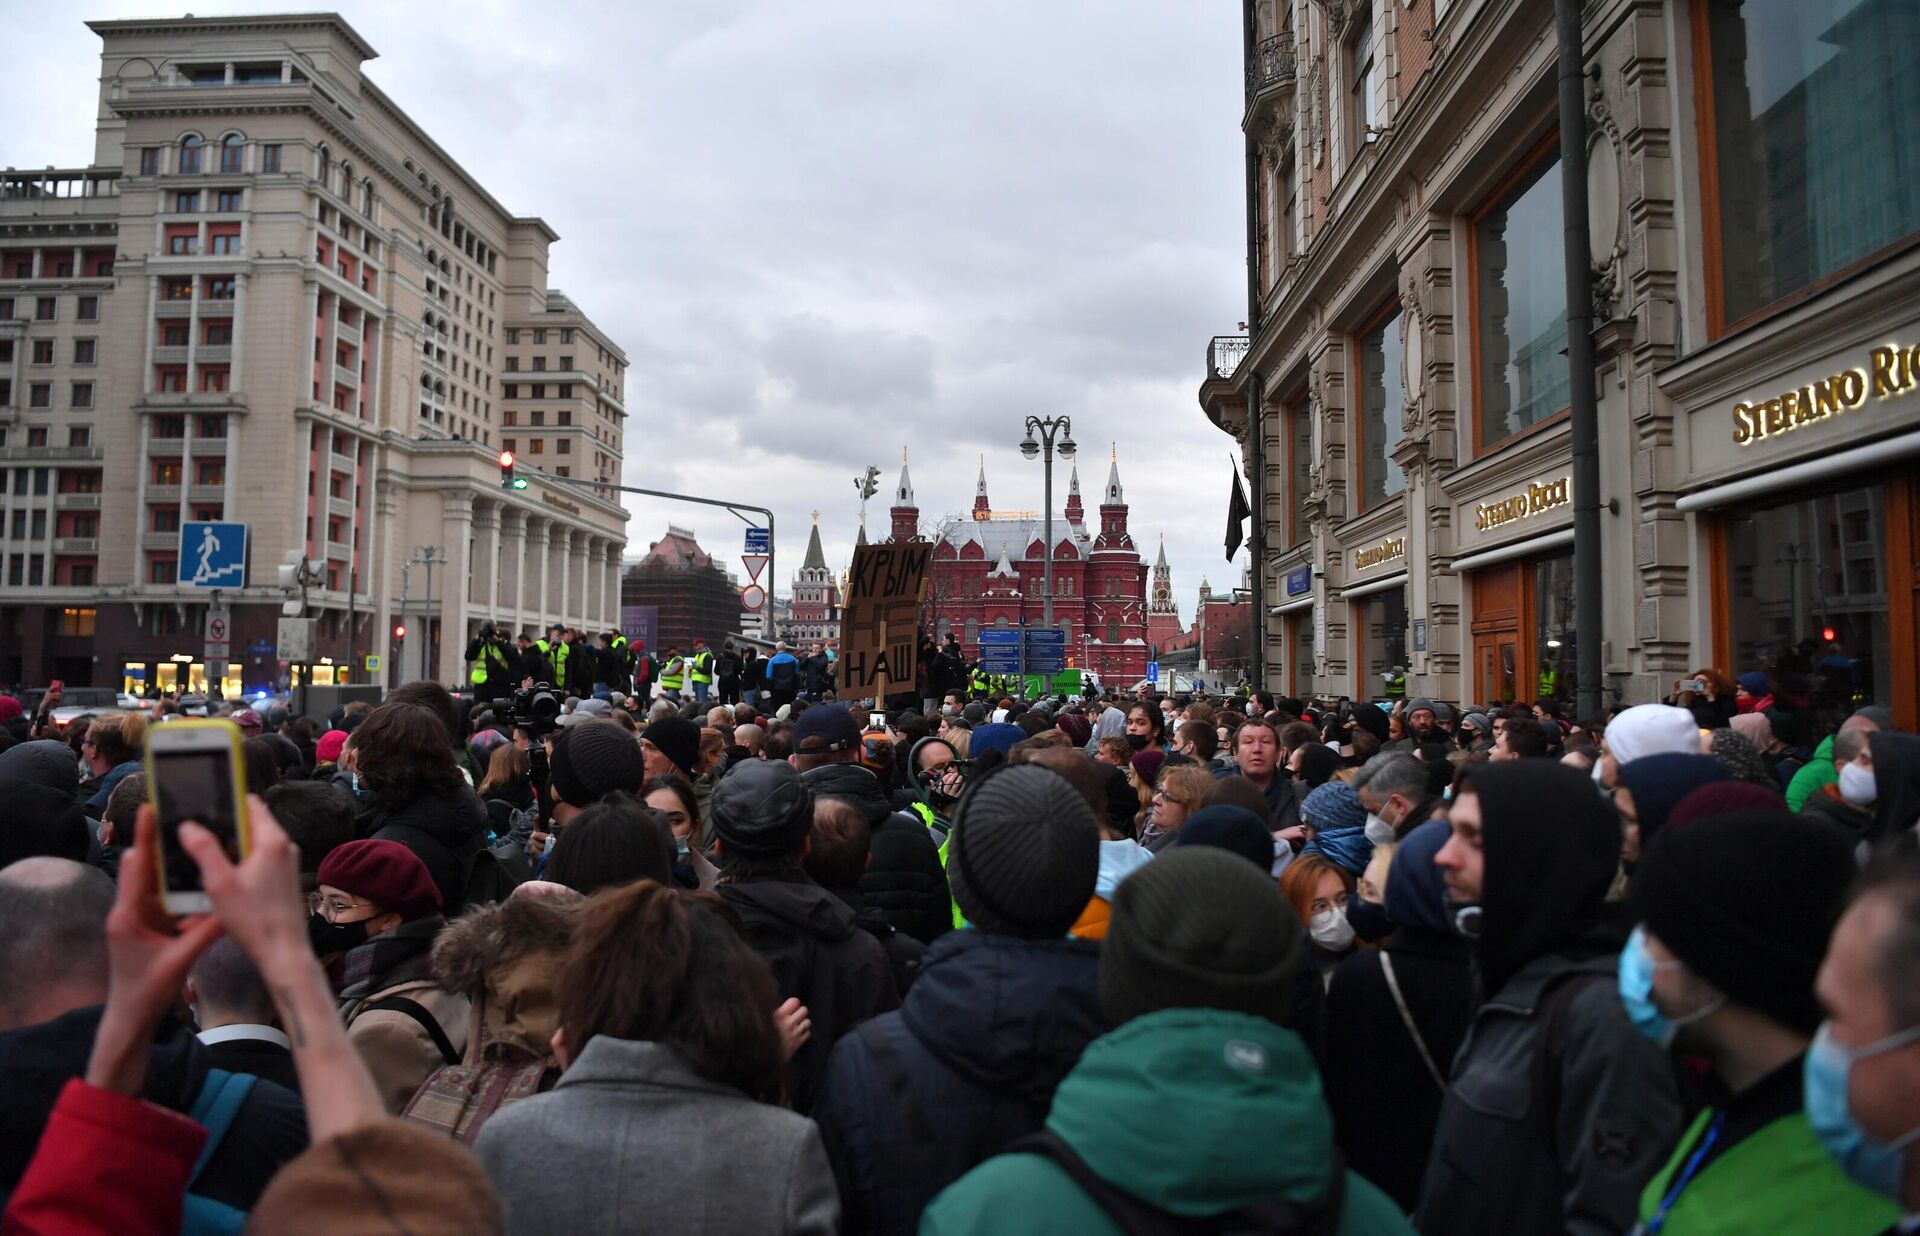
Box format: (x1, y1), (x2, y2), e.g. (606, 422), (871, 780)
(801, 761), (952, 943)
(358, 786), (489, 915)
(813, 931), (1104, 1236)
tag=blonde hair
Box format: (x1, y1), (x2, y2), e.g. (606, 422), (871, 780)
(88, 711), (149, 766)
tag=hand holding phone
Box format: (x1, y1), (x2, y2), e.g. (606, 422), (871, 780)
(145, 719), (251, 916)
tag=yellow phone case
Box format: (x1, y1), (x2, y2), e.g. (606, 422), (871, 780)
(143, 717), (251, 902)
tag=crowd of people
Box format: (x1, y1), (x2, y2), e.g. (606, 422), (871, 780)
(1, 662), (1919, 1235)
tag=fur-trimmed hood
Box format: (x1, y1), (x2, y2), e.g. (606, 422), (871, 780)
(433, 889), (583, 1061)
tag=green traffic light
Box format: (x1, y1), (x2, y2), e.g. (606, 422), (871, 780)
(511, 477), (529, 490)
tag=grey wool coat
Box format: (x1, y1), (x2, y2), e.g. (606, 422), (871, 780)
(473, 1036), (840, 1235)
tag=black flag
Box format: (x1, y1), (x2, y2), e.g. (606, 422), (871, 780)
(1225, 463), (1250, 561)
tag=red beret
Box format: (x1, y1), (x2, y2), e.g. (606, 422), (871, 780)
(316, 730), (348, 764)
(316, 839), (442, 919)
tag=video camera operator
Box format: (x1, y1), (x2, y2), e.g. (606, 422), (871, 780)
(464, 620), (517, 702)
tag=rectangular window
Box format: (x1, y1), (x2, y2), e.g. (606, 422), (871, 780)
(502, 438), (516, 454)
(210, 233), (240, 255)
(156, 369), (186, 393)
(203, 277), (235, 300)
(1280, 159), (1298, 259)
(1701, 0), (1920, 332)
(150, 507), (180, 532)
(0, 298), (11, 319)
(26, 428), (47, 449)
(73, 339), (96, 365)
(198, 415), (227, 438)
(557, 439), (571, 455)
(139, 148), (161, 175)
(560, 355), (574, 369)
(148, 557), (176, 585)
(28, 383), (50, 408)
(70, 383), (92, 408)
(216, 190), (242, 212)
(261, 144), (281, 173)
(162, 278), (193, 301)
(204, 322), (232, 346)
(194, 460), (225, 485)
(151, 460), (183, 485)
(505, 357), (519, 372)
(162, 323), (190, 347)
(0, 380), (9, 404)
(1347, 8), (1376, 157)
(530, 411), (545, 427)
(34, 298), (55, 321)
(1356, 587), (1408, 697)
(531, 384), (545, 399)
(153, 416), (186, 439)
(1354, 303), (1406, 509)
(168, 233), (199, 256)
(67, 426), (91, 447)
(31, 340), (53, 365)
(174, 191), (200, 213)
(505, 328), (519, 344)
(532, 329), (547, 344)
(199, 368), (229, 393)
(503, 384), (518, 399)
(557, 384), (572, 399)
(529, 439), (544, 455)
(27, 558), (43, 588)
(532, 356), (546, 371)
(76, 296), (97, 322)
(1472, 143), (1569, 451)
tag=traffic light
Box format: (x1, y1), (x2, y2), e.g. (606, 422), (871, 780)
(393, 623), (407, 641)
(499, 450), (527, 491)
(856, 465), (880, 500)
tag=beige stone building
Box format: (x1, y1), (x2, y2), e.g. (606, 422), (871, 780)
(0, 11), (629, 694)
(1201, 0), (1919, 732)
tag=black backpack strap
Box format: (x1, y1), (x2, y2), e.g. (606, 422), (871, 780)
(1530, 969), (1612, 1144)
(363, 995), (459, 1065)
(1003, 1129), (1343, 1236)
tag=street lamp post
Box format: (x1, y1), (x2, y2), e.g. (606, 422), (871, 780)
(1020, 416), (1076, 637)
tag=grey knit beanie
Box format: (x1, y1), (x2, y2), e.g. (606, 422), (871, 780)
(1100, 848), (1302, 1027)
(946, 764), (1099, 939)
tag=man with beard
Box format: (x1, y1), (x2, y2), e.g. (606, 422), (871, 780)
(1418, 761), (1681, 1236)
(1385, 698), (1444, 753)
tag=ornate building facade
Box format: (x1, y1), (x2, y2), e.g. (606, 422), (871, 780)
(784, 513), (840, 646)
(887, 452), (1153, 682)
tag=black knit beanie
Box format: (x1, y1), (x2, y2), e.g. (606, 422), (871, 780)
(549, 722), (647, 809)
(642, 717), (702, 779)
(1631, 807), (1853, 1035)
(1101, 847), (1302, 1027)
(946, 764), (1099, 939)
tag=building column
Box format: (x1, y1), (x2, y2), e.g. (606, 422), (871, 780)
(605, 542), (624, 629)
(569, 532), (590, 626)
(582, 537), (602, 628)
(498, 507), (525, 629)
(531, 519), (553, 630)
(471, 500), (499, 615)
(440, 493), (474, 684)
(554, 527), (571, 627)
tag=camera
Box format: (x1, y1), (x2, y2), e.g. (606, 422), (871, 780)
(494, 682), (563, 741)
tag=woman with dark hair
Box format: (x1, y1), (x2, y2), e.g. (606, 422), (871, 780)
(544, 792), (676, 896)
(352, 701), (490, 915)
(241, 735), (283, 793)
(473, 881), (839, 1234)
(477, 742), (533, 833)
(644, 773), (721, 891)
(1124, 702), (1166, 752)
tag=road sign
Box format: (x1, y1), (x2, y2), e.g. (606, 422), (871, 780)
(741, 554), (769, 583)
(179, 522), (248, 589)
(276, 616), (315, 663)
(247, 639), (273, 656)
(977, 629), (1024, 673)
(1023, 628), (1066, 673)
(204, 603), (231, 665)
(744, 527), (770, 553)
(740, 583), (767, 612)
(364, 654), (383, 672)
(1146, 660), (1159, 682)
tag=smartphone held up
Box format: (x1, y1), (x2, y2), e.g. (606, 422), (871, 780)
(144, 718), (251, 915)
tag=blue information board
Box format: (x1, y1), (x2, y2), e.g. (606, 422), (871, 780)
(744, 527), (770, 553)
(1023, 628), (1066, 673)
(977, 629), (1024, 673)
(1286, 565), (1312, 596)
(178, 522), (248, 588)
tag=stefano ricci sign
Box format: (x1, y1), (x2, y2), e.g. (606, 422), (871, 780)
(1731, 340), (1920, 446)
(1475, 475), (1571, 532)
(1352, 537), (1406, 571)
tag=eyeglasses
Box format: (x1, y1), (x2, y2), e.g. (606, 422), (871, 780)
(306, 891), (373, 921)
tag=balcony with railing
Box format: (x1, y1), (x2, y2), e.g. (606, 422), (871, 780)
(1244, 29), (1298, 132)
(1206, 336), (1249, 383)
(53, 538), (99, 555)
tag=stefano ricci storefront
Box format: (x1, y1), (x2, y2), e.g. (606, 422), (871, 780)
(1664, 320), (1920, 733)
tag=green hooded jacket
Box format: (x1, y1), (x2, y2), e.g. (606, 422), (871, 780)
(1786, 734), (1835, 812)
(920, 1007), (1414, 1236)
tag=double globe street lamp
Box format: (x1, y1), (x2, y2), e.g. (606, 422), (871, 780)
(1019, 416), (1076, 633)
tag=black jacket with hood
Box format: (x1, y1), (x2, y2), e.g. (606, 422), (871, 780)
(802, 761), (952, 944)
(715, 874), (898, 1112)
(1414, 761), (1682, 1236)
(357, 785), (490, 915)
(812, 931), (1105, 1236)
(0, 1005), (308, 1212)
(1324, 817), (1474, 1212)
(1869, 730), (1920, 843)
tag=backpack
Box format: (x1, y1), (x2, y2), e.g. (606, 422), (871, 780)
(461, 833), (532, 910)
(633, 654), (655, 684)
(723, 893), (839, 1107)
(402, 1056), (561, 1146)
(181, 1068), (257, 1236)
(770, 658), (799, 693)
(1003, 1126), (1344, 1236)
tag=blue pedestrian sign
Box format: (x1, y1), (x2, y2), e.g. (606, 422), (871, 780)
(178, 522), (248, 589)
(1146, 661), (1160, 682)
(744, 527), (770, 553)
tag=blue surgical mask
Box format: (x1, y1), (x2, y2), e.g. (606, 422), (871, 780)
(1805, 1020), (1920, 1199)
(1618, 926), (1723, 1049)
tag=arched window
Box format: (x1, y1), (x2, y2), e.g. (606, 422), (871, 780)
(965, 618), (979, 644)
(179, 134), (203, 173)
(220, 134), (244, 173)
(361, 179), (374, 215)
(338, 162), (352, 195)
(316, 145), (331, 186)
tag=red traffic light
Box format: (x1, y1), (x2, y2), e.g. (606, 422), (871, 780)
(498, 450), (515, 469)
(1822, 626), (1837, 643)
(393, 624), (407, 639)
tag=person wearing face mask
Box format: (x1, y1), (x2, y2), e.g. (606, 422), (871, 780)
(1418, 762), (1681, 1236)
(311, 839), (471, 1114)
(1617, 808), (1896, 1235)
(1354, 752), (1444, 847)
(1279, 853), (1359, 987)
(1799, 724), (1881, 838)
(1123, 702), (1165, 753)
(1324, 819), (1475, 1213)
(1809, 847), (1920, 1223)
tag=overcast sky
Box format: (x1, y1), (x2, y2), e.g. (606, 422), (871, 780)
(1, 1), (1251, 622)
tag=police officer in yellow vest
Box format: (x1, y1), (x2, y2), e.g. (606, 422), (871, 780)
(658, 644), (686, 700)
(688, 637), (715, 706)
(969, 666), (987, 699)
(464, 620), (515, 701)
(533, 622), (569, 689)
(606, 630), (631, 693)
(1537, 664), (1560, 702)
(1383, 664), (1407, 700)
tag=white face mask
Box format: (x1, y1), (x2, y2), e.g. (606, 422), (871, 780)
(1839, 762), (1878, 806)
(1364, 811), (1397, 848)
(1309, 905), (1356, 950)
